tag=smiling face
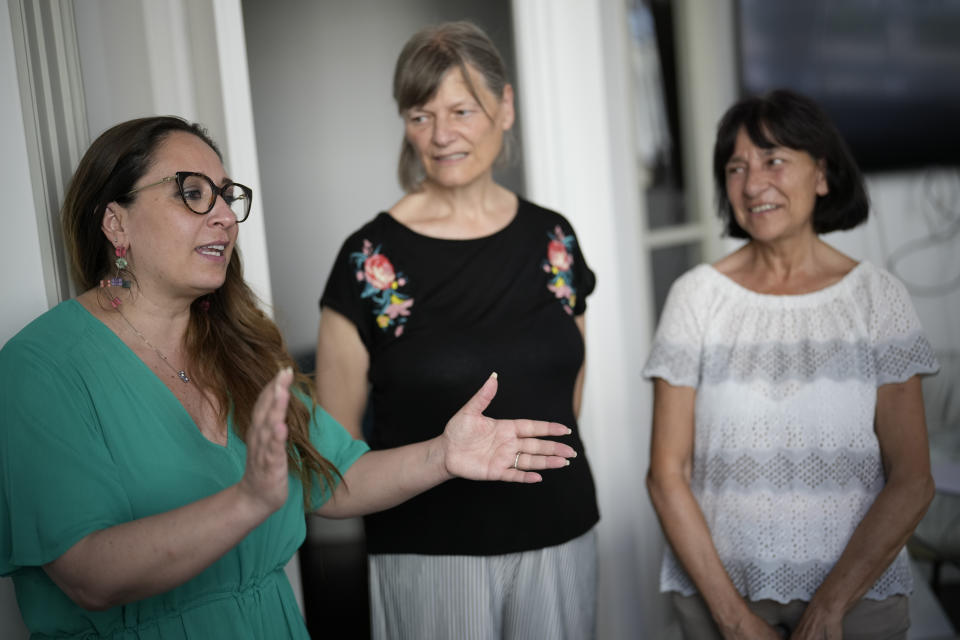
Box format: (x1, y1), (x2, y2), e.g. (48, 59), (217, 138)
(403, 64), (514, 191)
(725, 126), (829, 245)
(103, 131), (239, 303)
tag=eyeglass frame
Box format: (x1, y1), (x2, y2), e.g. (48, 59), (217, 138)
(123, 171), (253, 222)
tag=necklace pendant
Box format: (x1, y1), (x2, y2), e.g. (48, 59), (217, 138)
(177, 370), (190, 383)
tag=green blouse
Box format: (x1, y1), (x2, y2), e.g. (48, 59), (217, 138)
(0, 300), (369, 638)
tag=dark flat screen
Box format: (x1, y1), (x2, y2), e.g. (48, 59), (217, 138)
(737, 0), (960, 172)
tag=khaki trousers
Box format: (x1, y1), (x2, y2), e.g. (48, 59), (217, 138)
(672, 592), (909, 640)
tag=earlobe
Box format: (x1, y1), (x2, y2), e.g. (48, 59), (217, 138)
(500, 84), (515, 131)
(816, 175), (829, 197)
(101, 202), (127, 245)
(816, 161), (829, 196)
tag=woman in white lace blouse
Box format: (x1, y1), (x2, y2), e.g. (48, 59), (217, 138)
(644, 89), (940, 640)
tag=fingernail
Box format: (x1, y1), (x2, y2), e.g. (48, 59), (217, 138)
(490, 371), (498, 380)
(565, 459), (571, 466)
(566, 427), (572, 435)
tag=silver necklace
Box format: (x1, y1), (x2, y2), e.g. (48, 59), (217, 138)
(116, 307), (191, 384)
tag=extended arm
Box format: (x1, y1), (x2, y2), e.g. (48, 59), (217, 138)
(316, 373), (576, 518)
(791, 376), (934, 639)
(646, 378), (780, 640)
(314, 306), (576, 518)
(43, 368), (295, 611)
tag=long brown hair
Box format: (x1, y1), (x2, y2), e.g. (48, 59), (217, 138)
(61, 116), (340, 506)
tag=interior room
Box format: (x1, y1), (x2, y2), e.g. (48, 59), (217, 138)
(2, 0), (957, 637)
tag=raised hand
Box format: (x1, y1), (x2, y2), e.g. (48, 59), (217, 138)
(439, 373), (577, 483)
(238, 366), (293, 515)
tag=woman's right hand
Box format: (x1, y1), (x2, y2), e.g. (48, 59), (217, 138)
(237, 366), (293, 516)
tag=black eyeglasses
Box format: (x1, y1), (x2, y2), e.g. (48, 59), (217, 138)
(125, 171), (253, 222)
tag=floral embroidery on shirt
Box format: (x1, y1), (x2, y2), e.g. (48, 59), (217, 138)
(351, 239), (413, 336)
(542, 225), (577, 315)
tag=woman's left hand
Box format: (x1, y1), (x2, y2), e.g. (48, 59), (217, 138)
(790, 601), (843, 639)
(439, 373), (577, 483)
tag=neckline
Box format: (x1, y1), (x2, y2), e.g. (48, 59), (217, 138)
(67, 299), (231, 450)
(379, 197), (523, 243)
(703, 260), (868, 301)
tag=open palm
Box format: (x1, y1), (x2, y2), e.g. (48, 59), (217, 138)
(439, 374), (577, 483)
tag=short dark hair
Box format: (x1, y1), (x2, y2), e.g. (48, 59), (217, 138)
(393, 21), (514, 192)
(713, 89), (869, 239)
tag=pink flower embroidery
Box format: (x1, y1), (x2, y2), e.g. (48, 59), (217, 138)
(548, 281), (573, 300)
(364, 253), (396, 290)
(542, 225), (579, 313)
(385, 296), (414, 319)
(350, 239), (414, 335)
(547, 238), (573, 271)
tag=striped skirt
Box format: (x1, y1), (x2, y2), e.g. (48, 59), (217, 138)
(369, 527), (598, 640)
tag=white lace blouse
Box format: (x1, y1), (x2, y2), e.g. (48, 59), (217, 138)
(643, 261), (939, 603)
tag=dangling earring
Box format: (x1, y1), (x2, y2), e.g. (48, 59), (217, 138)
(100, 243), (131, 307)
(114, 244), (129, 275)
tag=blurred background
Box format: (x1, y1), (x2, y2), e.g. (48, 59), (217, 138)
(2, 0), (958, 637)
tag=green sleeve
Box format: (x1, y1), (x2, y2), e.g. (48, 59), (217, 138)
(0, 338), (132, 576)
(304, 404), (368, 512)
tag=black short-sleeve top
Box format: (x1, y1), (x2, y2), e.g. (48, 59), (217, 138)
(320, 197), (599, 555)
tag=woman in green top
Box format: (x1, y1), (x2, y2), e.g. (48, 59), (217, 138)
(0, 116), (576, 639)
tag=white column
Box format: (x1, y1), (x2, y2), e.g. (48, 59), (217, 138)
(1, 0), (44, 631)
(211, 0), (272, 309)
(673, 0), (738, 259)
(512, 1), (662, 637)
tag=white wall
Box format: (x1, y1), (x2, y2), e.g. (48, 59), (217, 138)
(1, 3), (49, 344)
(673, 0), (739, 258)
(0, 0), (45, 632)
(74, 0), (273, 307)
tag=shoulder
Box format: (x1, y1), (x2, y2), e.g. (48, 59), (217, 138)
(516, 196), (576, 230)
(0, 301), (98, 413)
(846, 261), (912, 305)
(330, 214), (407, 269)
(1, 301), (93, 365)
(515, 197), (589, 257)
(845, 261), (926, 332)
(668, 264), (718, 298)
(654, 265), (724, 329)
(848, 260), (901, 288)
(339, 213), (394, 246)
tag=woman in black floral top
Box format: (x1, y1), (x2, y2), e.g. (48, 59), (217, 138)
(316, 20), (601, 640)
